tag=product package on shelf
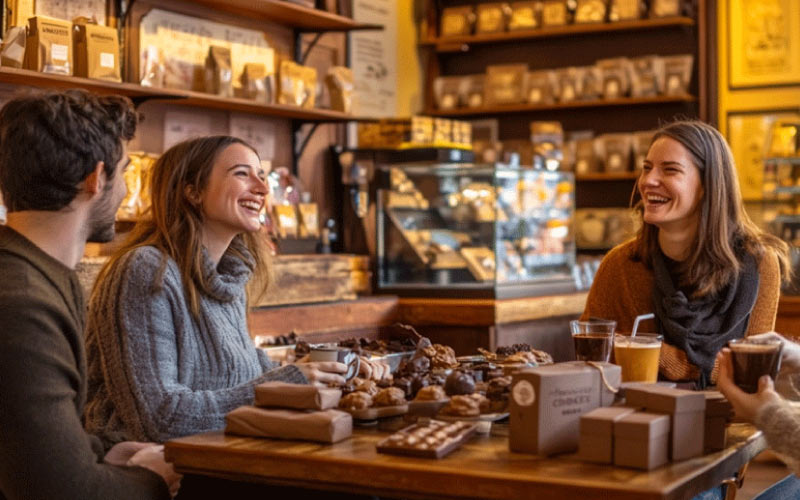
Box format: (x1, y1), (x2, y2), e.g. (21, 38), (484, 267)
(574, 0), (607, 23)
(117, 152), (158, 222)
(358, 116), (471, 149)
(241, 62), (273, 103)
(508, 1), (541, 30)
(530, 121), (564, 170)
(485, 64), (528, 106)
(140, 45), (165, 87)
(595, 133), (633, 173)
(24, 15), (72, 75)
(278, 60), (317, 108)
(476, 3), (512, 33)
(629, 55), (665, 97)
(541, 0), (569, 26)
(609, 0), (644, 21)
(205, 45), (233, 97)
(662, 54), (693, 96)
(572, 134), (598, 175)
(460, 74), (486, 108)
(597, 57), (632, 99)
(526, 70), (557, 104)
(0, 26), (26, 68)
(554, 67), (579, 103)
(325, 66), (355, 113)
(576, 65), (603, 101)
(73, 19), (121, 82)
(632, 130), (655, 170)
(6, 0), (35, 31)
(440, 6), (476, 37)
(575, 208), (637, 249)
(433, 76), (462, 110)
(649, 0), (683, 18)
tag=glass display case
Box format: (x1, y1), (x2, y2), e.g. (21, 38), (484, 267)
(762, 155), (800, 293)
(376, 163), (577, 298)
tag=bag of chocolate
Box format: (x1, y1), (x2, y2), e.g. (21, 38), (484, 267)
(24, 15), (73, 75)
(325, 66), (355, 113)
(242, 62), (270, 102)
(204, 45), (233, 97)
(0, 26), (26, 68)
(73, 19), (121, 82)
(278, 60), (317, 108)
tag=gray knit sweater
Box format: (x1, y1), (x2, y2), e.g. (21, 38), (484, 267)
(755, 373), (800, 475)
(84, 243), (306, 445)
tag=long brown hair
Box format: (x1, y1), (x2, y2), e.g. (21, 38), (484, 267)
(95, 135), (272, 317)
(632, 120), (790, 297)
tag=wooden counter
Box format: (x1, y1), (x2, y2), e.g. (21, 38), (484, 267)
(165, 423), (763, 500)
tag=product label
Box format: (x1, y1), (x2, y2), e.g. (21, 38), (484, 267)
(512, 380), (535, 407)
(51, 44), (68, 61)
(100, 52), (115, 68)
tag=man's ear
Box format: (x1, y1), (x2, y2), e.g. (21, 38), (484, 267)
(84, 161), (105, 195)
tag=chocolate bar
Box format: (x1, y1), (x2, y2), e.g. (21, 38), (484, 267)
(376, 419), (478, 458)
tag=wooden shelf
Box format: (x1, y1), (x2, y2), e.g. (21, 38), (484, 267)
(576, 172), (640, 181)
(0, 67), (366, 123)
(426, 95), (696, 117)
(190, 0), (382, 32)
(420, 17), (695, 51)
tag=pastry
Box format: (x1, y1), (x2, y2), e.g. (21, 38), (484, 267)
(504, 351), (539, 364)
(356, 379), (380, 396)
(374, 387), (406, 407)
(423, 344), (459, 370)
(339, 391), (372, 410)
(393, 376), (414, 398)
(415, 385), (446, 401)
(445, 370), (476, 396)
(440, 393), (489, 417)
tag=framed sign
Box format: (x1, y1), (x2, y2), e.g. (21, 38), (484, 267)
(728, 0), (800, 88)
(727, 109), (800, 200)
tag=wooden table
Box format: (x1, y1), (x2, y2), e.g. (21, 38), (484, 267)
(165, 423), (765, 500)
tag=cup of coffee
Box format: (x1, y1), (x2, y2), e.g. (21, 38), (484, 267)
(571, 319), (616, 362)
(613, 333), (662, 383)
(309, 346), (360, 381)
(728, 338), (783, 394)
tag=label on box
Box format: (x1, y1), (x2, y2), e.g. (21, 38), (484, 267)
(513, 380), (535, 406)
(51, 43), (68, 61)
(100, 52), (115, 68)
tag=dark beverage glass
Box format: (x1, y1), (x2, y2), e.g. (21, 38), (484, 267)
(728, 339), (783, 394)
(570, 320), (616, 362)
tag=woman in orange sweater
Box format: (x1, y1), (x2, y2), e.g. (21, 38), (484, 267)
(581, 120), (789, 388)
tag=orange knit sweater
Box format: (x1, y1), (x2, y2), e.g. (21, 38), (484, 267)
(581, 240), (781, 382)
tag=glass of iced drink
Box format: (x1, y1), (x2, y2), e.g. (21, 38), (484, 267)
(571, 320), (616, 362)
(728, 338), (783, 394)
(613, 333), (662, 382)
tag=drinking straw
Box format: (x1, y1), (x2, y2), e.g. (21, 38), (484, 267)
(631, 313), (655, 337)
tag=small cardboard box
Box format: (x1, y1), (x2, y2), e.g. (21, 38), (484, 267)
(646, 388), (705, 461)
(509, 361), (621, 456)
(703, 391), (732, 451)
(24, 15), (73, 75)
(579, 406), (636, 464)
(614, 412), (670, 470)
(73, 22), (120, 82)
(623, 385), (658, 409)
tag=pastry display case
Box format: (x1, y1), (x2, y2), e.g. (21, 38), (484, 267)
(376, 163), (576, 298)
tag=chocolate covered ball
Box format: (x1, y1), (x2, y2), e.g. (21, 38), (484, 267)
(445, 370), (476, 396)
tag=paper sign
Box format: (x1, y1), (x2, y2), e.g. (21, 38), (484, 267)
(163, 110), (212, 151)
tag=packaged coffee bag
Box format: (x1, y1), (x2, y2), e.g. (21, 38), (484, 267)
(279, 60), (317, 108)
(242, 62), (269, 102)
(24, 16), (73, 75)
(325, 66), (355, 113)
(205, 45), (233, 97)
(73, 20), (121, 82)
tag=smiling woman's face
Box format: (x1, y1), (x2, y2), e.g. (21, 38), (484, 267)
(638, 137), (704, 232)
(199, 143), (266, 239)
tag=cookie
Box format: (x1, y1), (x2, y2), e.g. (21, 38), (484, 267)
(374, 387), (406, 407)
(339, 391), (373, 410)
(415, 385), (446, 401)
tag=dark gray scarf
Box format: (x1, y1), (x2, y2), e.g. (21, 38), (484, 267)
(652, 248), (760, 389)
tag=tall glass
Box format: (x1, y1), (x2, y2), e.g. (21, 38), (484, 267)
(614, 333), (662, 382)
(728, 338), (783, 393)
(571, 319), (616, 362)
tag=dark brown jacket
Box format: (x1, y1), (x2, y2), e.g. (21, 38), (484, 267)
(0, 226), (169, 500)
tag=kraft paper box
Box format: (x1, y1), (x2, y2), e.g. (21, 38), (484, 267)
(225, 406), (352, 443)
(73, 22), (121, 82)
(703, 391), (732, 451)
(579, 406), (635, 464)
(645, 387), (705, 461)
(509, 361), (621, 456)
(24, 16), (73, 75)
(254, 382), (341, 410)
(614, 412), (670, 470)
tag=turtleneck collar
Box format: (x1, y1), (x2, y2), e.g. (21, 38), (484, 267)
(200, 238), (254, 302)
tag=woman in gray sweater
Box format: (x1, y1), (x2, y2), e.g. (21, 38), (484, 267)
(84, 136), (346, 446)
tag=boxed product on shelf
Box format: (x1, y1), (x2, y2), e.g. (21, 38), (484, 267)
(629, 55), (665, 97)
(650, 0), (683, 18)
(440, 6), (476, 37)
(574, 0), (607, 23)
(577, 65), (603, 100)
(541, 0), (569, 26)
(476, 3), (512, 33)
(278, 60), (317, 108)
(433, 76), (463, 110)
(326, 66), (355, 113)
(460, 75), (486, 108)
(434, 118), (453, 143)
(530, 121), (564, 170)
(632, 130), (655, 170)
(241, 62), (273, 103)
(555, 67), (579, 102)
(662, 54), (693, 95)
(508, 1), (542, 30)
(575, 208), (637, 249)
(205, 46), (233, 97)
(0, 26), (26, 68)
(6, 0), (35, 31)
(73, 20), (121, 82)
(357, 117), (471, 149)
(597, 57), (632, 99)
(595, 133), (633, 173)
(24, 15), (72, 75)
(526, 70), (557, 104)
(573, 135), (599, 175)
(609, 0), (644, 21)
(485, 64), (528, 105)
(452, 121), (473, 145)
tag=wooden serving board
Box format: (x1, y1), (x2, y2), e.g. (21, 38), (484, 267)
(344, 404), (408, 420)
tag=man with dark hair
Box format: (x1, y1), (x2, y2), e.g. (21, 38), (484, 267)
(0, 89), (180, 499)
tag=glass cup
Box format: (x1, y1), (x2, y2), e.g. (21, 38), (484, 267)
(571, 319), (616, 362)
(613, 333), (662, 383)
(728, 338), (783, 394)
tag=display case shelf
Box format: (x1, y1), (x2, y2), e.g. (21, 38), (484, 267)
(420, 16), (695, 51)
(426, 95), (697, 118)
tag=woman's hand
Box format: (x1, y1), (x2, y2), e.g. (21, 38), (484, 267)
(747, 332), (800, 375)
(716, 348), (782, 422)
(358, 357), (392, 381)
(127, 444), (182, 498)
(295, 358), (347, 387)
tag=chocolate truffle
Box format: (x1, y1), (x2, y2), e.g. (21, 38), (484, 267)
(445, 370), (476, 396)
